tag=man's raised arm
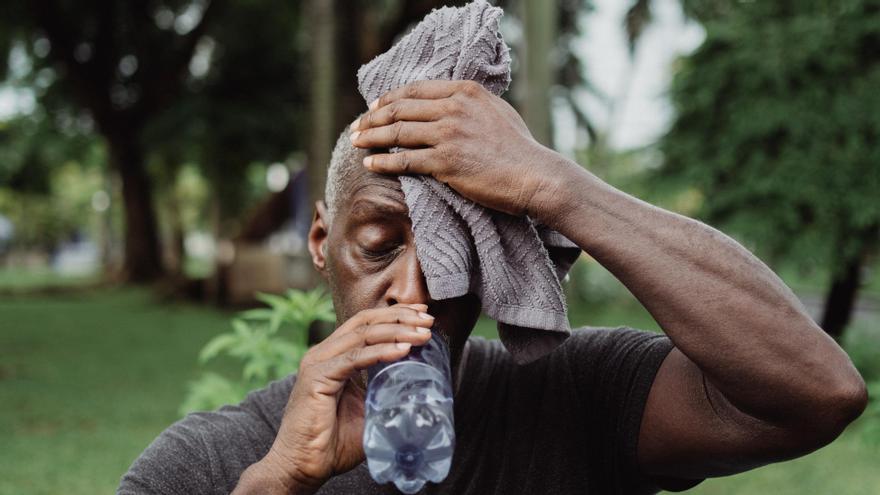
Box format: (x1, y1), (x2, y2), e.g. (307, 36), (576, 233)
(349, 79), (868, 484)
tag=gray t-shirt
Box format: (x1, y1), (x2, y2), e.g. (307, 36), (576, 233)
(118, 327), (673, 494)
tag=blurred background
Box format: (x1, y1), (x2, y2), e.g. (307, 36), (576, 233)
(1, 0), (878, 493)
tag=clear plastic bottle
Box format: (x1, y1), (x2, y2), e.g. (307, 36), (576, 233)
(362, 331), (455, 494)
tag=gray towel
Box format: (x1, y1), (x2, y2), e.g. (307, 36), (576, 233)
(357, 0), (581, 364)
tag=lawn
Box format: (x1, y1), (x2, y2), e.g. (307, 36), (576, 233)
(0, 289), (231, 495)
(1, 288), (878, 494)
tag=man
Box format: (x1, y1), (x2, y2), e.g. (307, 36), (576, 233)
(119, 81), (867, 494)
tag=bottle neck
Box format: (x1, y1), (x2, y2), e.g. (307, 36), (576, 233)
(367, 331), (452, 384)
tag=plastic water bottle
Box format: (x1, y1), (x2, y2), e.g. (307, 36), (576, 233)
(363, 331), (455, 493)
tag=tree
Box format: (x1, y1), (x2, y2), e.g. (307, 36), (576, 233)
(0, 111), (106, 253)
(660, 0), (880, 338)
(3, 0), (227, 281)
(4, 1), (315, 283)
(240, 0), (471, 240)
(520, 0), (558, 146)
(145, 1), (308, 231)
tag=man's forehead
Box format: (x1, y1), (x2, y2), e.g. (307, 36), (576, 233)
(343, 166), (409, 218)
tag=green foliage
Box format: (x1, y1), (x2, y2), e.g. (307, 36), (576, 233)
(845, 322), (880, 382)
(2, 1), (312, 261)
(180, 288), (335, 415)
(863, 380), (880, 447)
(0, 151), (109, 251)
(841, 321), (880, 447)
(142, 0), (309, 224)
(660, 0), (880, 273)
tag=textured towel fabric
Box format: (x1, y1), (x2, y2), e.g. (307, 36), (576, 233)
(357, 0), (581, 364)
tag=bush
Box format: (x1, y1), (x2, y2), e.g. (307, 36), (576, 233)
(180, 288), (335, 414)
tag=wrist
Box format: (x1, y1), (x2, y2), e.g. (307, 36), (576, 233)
(526, 149), (589, 230)
(235, 449), (320, 495)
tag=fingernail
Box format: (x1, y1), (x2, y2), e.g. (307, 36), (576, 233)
(419, 312), (433, 320)
(396, 342), (412, 350)
(363, 156), (373, 168)
(350, 117), (361, 131)
(349, 131), (360, 143)
(369, 99), (379, 110)
(416, 327), (431, 334)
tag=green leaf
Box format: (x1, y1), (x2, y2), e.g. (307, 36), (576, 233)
(239, 308), (275, 321)
(182, 288), (337, 417)
(255, 292), (290, 309)
(268, 308), (285, 334)
(243, 357), (270, 382)
(198, 334), (238, 363)
(232, 319), (253, 338)
(178, 373), (249, 415)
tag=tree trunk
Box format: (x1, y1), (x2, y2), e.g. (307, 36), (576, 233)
(335, 0), (368, 129)
(307, 0), (337, 212)
(819, 254), (864, 339)
(109, 136), (164, 283)
(521, 0), (557, 147)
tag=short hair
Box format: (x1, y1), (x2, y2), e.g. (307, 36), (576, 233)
(324, 124), (369, 226)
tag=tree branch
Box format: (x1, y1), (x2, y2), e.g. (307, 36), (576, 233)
(30, 0), (116, 132)
(137, 0), (227, 119)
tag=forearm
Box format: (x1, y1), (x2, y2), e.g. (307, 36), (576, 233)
(538, 154), (864, 425)
(232, 453), (318, 495)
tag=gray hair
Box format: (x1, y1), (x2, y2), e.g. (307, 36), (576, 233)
(324, 124), (370, 226)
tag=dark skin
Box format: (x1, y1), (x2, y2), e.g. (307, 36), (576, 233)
(234, 80), (868, 494)
(233, 165), (481, 494)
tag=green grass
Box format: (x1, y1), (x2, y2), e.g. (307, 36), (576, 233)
(0, 289), (232, 495)
(1, 288), (878, 495)
(0, 266), (99, 291)
(683, 424), (880, 495)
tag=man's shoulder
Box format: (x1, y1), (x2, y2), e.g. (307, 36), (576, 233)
(117, 375), (296, 494)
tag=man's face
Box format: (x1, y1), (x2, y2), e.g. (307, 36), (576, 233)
(308, 164), (482, 375)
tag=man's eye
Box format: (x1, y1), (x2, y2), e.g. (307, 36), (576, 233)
(359, 245), (399, 261)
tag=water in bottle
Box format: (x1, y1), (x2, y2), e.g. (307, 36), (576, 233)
(363, 331), (455, 494)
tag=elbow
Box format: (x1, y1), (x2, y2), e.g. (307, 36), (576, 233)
(828, 372), (869, 429)
(805, 370), (868, 447)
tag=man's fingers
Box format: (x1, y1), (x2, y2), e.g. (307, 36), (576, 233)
(345, 323), (432, 347)
(364, 149), (437, 176)
(311, 323), (431, 362)
(354, 304), (431, 327)
(320, 343), (414, 382)
(320, 304), (431, 346)
(370, 80), (465, 110)
(352, 99), (443, 131)
(350, 121), (436, 149)
(307, 304), (431, 362)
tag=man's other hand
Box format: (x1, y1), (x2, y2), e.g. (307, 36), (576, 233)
(349, 80), (576, 224)
(236, 304), (434, 494)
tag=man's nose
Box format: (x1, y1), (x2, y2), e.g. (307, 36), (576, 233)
(384, 248), (430, 307)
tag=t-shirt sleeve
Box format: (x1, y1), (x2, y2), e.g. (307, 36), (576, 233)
(117, 375), (294, 495)
(558, 326), (674, 494)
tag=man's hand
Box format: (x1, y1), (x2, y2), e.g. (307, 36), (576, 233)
(354, 80), (868, 485)
(236, 304), (434, 494)
(349, 80), (573, 222)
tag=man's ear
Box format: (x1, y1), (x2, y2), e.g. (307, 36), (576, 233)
(308, 200), (330, 276)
